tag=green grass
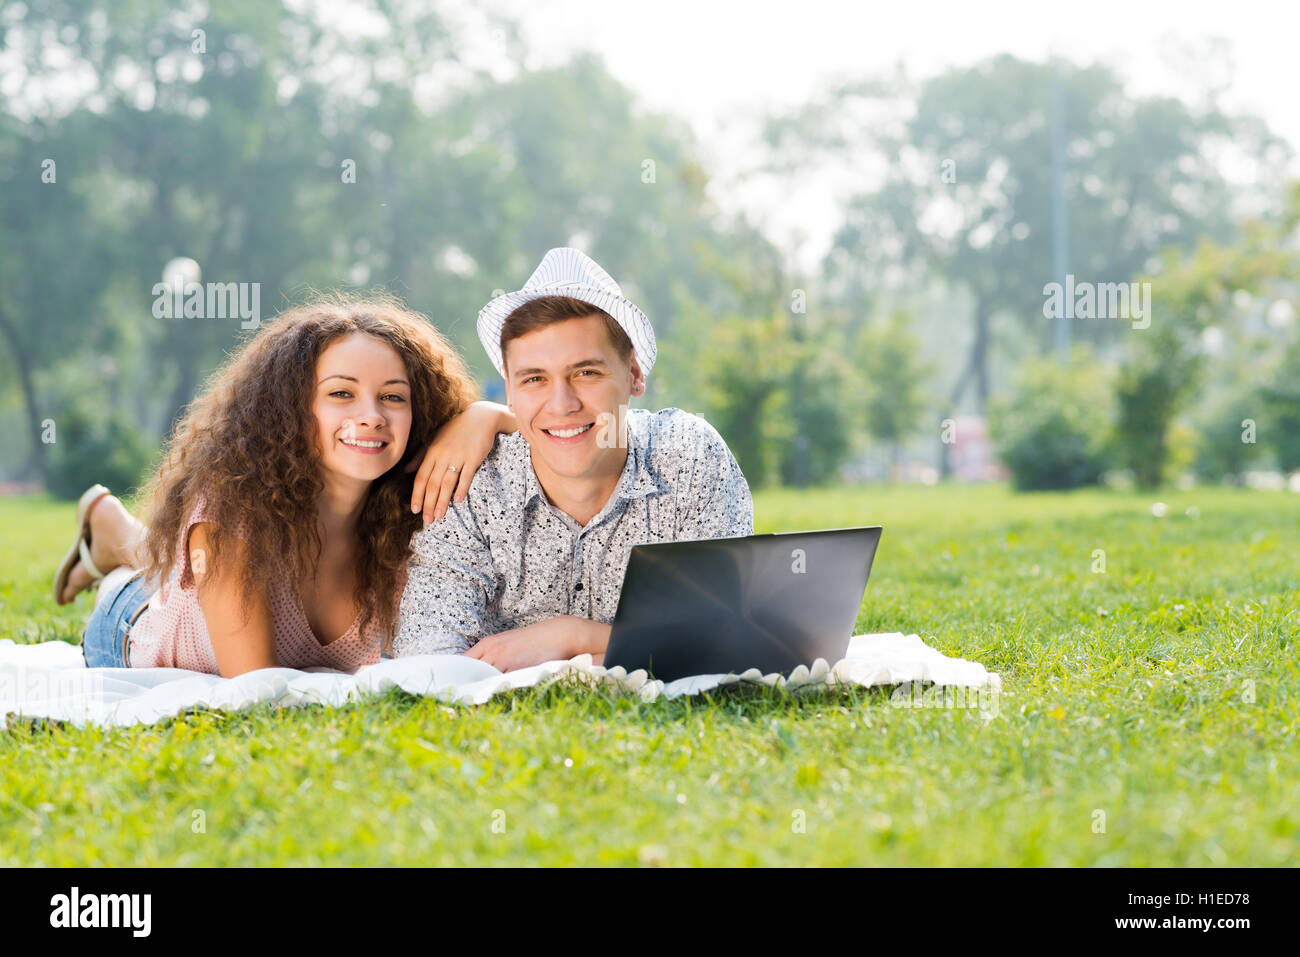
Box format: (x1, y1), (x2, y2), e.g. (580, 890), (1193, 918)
(2, 485), (1296, 865)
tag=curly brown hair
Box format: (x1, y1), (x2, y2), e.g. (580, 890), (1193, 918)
(137, 292), (478, 649)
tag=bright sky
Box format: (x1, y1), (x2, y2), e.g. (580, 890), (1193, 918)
(492, 0), (1300, 267)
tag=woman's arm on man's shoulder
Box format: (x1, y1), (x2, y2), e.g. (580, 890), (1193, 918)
(189, 522), (276, 678)
(409, 400), (518, 523)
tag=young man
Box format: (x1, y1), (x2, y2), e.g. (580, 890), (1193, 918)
(392, 247), (753, 671)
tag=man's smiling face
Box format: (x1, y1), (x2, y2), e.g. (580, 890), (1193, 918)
(504, 314), (645, 484)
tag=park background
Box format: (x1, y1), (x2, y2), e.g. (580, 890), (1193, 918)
(2, 0), (1299, 495)
(0, 0), (1296, 867)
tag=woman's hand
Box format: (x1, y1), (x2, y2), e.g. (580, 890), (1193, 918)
(408, 401), (518, 522)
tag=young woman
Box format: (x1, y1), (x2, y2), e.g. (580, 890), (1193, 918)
(53, 294), (515, 677)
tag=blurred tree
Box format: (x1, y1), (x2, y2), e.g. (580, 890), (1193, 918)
(776, 329), (857, 487)
(0, 0), (786, 490)
(694, 312), (795, 487)
(688, 308), (858, 488)
(1116, 213), (1296, 488)
(1192, 390), (1267, 482)
(989, 346), (1116, 491)
(0, 104), (112, 481)
(763, 55), (1289, 420)
(3, 0), (343, 441)
(1260, 333), (1300, 474)
(43, 395), (157, 501)
(854, 311), (934, 481)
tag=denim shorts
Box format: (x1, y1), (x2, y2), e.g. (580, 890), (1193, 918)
(82, 569), (155, 668)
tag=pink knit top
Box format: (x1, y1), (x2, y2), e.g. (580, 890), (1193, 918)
(128, 495), (393, 673)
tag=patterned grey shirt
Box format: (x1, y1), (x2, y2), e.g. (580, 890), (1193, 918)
(393, 408), (754, 656)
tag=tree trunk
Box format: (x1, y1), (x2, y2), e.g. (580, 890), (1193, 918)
(0, 305), (46, 482)
(165, 331), (198, 439)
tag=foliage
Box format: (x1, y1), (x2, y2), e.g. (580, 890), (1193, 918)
(1114, 325), (1197, 489)
(694, 313), (796, 487)
(1116, 224), (1297, 488)
(989, 347), (1115, 491)
(1192, 390), (1266, 482)
(1260, 333), (1300, 473)
(853, 311), (934, 477)
(765, 54), (1282, 412)
(689, 310), (859, 488)
(0, 0), (783, 485)
(776, 346), (858, 487)
(5, 4), (1299, 493)
(42, 398), (157, 501)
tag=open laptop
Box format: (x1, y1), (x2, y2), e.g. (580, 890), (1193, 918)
(603, 526), (882, 682)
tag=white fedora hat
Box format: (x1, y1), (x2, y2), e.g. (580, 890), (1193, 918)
(476, 247), (657, 378)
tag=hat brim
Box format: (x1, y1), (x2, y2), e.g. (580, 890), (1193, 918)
(477, 284), (657, 378)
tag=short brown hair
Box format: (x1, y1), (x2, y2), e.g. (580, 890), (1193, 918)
(500, 296), (634, 372)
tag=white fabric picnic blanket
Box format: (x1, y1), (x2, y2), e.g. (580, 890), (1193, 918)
(0, 633), (1000, 729)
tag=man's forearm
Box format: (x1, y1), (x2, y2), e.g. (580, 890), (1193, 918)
(461, 615), (611, 670)
(580, 618), (612, 659)
(488, 616), (610, 655)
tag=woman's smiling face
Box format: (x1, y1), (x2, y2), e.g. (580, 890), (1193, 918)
(311, 332), (413, 486)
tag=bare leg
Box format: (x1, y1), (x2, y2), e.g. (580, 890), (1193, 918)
(60, 496), (149, 604)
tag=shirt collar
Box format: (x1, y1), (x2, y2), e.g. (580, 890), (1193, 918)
(508, 419), (667, 516)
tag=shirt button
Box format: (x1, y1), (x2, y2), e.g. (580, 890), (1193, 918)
(574, 582), (583, 591)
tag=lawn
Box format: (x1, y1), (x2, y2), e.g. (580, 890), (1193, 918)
(1, 484), (1296, 866)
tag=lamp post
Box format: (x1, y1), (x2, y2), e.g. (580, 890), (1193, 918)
(162, 256), (201, 301)
(1051, 58), (1071, 359)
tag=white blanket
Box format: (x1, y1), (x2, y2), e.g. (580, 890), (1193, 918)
(0, 633), (1000, 729)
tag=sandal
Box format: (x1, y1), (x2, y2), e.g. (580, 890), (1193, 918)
(53, 484), (113, 606)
